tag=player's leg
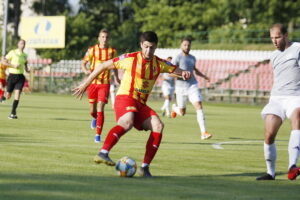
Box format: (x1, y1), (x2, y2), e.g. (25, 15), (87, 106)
(110, 84), (115, 109)
(95, 101), (105, 143)
(94, 84), (110, 143)
(139, 110), (163, 177)
(0, 79), (5, 102)
(256, 114), (282, 180)
(87, 84), (97, 129)
(8, 75), (25, 119)
(94, 96), (135, 166)
(287, 103), (300, 180)
(95, 112), (134, 166)
(171, 92), (187, 118)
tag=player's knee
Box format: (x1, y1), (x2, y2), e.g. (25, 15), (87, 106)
(264, 132), (276, 144)
(153, 121), (164, 133)
(118, 119), (134, 131)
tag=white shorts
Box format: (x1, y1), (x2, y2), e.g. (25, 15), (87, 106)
(261, 96), (300, 121)
(175, 84), (202, 108)
(161, 82), (174, 97)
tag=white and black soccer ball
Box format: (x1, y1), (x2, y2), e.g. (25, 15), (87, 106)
(115, 156), (137, 177)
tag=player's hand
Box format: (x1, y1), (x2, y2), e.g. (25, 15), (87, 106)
(181, 71), (191, 80)
(72, 84), (88, 100)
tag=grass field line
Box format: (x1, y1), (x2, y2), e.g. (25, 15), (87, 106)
(212, 140), (287, 150)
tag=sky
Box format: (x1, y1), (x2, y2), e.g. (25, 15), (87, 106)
(68, 0), (80, 14)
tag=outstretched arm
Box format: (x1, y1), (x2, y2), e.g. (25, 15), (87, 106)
(73, 59), (114, 99)
(194, 67), (210, 81)
(171, 67), (191, 80)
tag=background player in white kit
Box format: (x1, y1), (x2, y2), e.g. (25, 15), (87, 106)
(160, 56), (175, 117)
(257, 23), (300, 181)
(171, 37), (212, 140)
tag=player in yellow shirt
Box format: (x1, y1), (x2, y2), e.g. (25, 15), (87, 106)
(82, 29), (119, 143)
(2, 39), (30, 119)
(0, 57), (9, 102)
(73, 31), (191, 177)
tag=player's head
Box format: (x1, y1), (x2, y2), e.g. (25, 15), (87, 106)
(140, 31), (158, 60)
(18, 39), (26, 50)
(166, 56), (172, 62)
(270, 23), (289, 51)
(98, 29), (110, 47)
(181, 37), (192, 55)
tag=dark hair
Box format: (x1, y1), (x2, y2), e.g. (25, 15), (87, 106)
(270, 23), (288, 34)
(181, 36), (192, 43)
(140, 31), (158, 44)
(99, 28), (109, 35)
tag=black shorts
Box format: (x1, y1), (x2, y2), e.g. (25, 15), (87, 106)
(6, 74), (25, 93)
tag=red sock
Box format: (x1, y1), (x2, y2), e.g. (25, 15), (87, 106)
(96, 112), (104, 135)
(143, 132), (162, 165)
(102, 125), (126, 151)
(0, 89), (3, 98)
(90, 112), (97, 119)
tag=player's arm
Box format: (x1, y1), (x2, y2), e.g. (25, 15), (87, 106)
(1, 57), (17, 68)
(171, 67), (191, 80)
(194, 67), (210, 81)
(73, 59), (115, 99)
(25, 60), (30, 73)
(81, 60), (91, 75)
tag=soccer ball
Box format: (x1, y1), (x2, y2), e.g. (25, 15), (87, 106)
(115, 156), (137, 177)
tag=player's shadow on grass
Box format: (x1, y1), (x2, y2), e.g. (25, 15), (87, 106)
(1, 172), (300, 200)
(219, 172), (285, 177)
(0, 133), (43, 144)
(50, 117), (89, 121)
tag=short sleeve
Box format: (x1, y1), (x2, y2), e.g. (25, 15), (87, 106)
(83, 48), (93, 62)
(5, 50), (13, 61)
(159, 59), (177, 73)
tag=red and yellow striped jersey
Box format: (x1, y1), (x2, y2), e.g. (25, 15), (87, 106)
(0, 63), (8, 79)
(83, 44), (117, 84)
(113, 51), (176, 104)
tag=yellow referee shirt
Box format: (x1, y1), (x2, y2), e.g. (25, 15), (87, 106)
(5, 49), (27, 74)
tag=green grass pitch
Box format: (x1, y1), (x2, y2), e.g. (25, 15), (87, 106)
(0, 93), (300, 200)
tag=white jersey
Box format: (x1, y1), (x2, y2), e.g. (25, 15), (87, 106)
(173, 53), (198, 88)
(270, 42), (300, 96)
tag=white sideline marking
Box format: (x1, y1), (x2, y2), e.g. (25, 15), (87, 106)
(212, 140), (262, 150)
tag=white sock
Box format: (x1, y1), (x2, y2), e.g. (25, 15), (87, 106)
(264, 142), (276, 177)
(100, 149), (109, 154)
(172, 104), (182, 116)
(161, 99), (169, 110)
(197, 109), (206, 133)
(165, 99), (170, 115)
(142, 163), (149, 168)
(288, 130), (300, 169)
(110, 91), (115, 107)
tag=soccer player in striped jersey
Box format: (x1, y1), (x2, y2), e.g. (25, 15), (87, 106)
(81, 29), (120, 143)
(0, 57), (9, 102)
(74, 31), (191, 177)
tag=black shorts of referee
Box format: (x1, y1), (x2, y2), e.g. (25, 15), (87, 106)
(6, 74), (25, 93)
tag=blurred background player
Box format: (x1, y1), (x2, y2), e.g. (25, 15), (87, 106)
(2, 39), (30, 119)
(81, 29), (119, 143)
(109, 69), (117, 109)
(73, 31), (191, 177)
(171, 37), (212, 140)
(160, 56), (175, 117)
(256, 24), (300, 181)
(0, 56), (9, 103)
